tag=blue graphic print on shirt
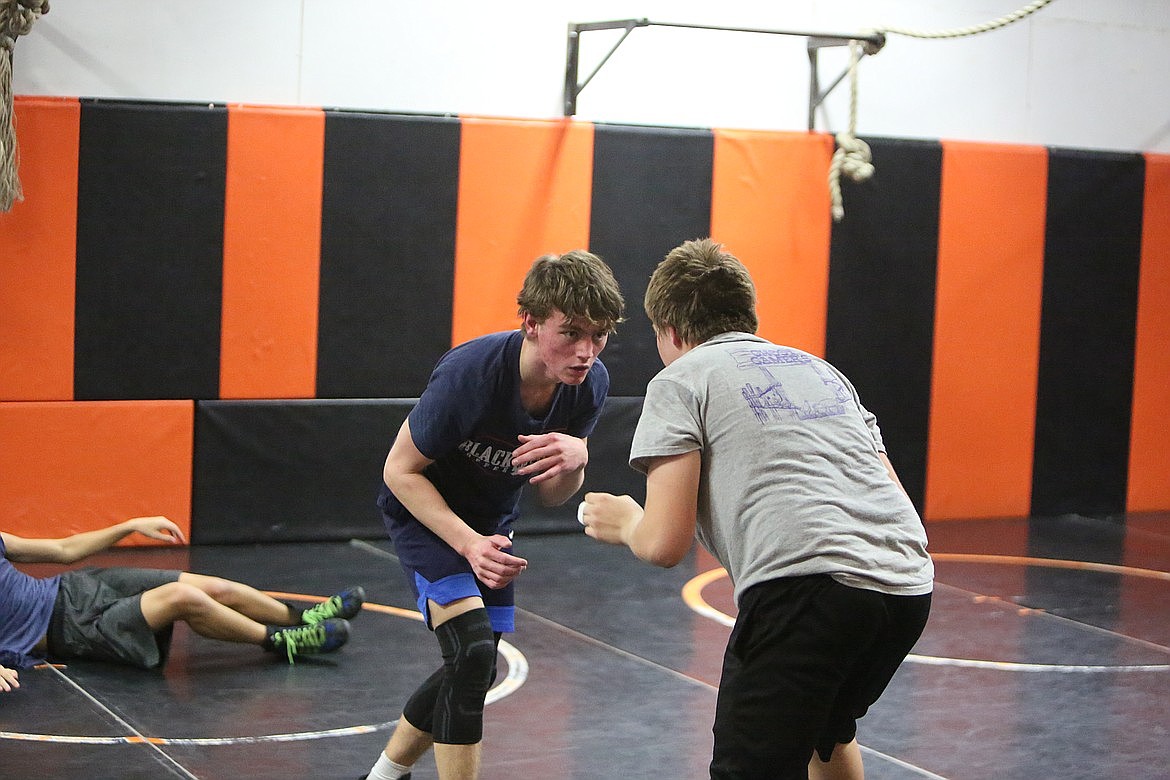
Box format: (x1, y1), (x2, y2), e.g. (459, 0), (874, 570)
(731, 347), (850, 424)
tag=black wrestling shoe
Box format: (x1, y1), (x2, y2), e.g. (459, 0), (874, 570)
(302, 586), (366, 624)
(267, 618), (349, 663)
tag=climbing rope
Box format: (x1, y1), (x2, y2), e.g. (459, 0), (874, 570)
(828, 0), (1056, 222)
(877, 0), (1056, 41)
(1, 0), (49, 212)
(828, 41), (872, 223)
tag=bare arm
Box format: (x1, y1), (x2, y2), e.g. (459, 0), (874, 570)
(581, 450), (700, 568)
(512, 432), (589, 506)
(383, 419), (527, 589)
(1, 517), (185, 565)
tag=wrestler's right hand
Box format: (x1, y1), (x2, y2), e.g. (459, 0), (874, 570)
(0, 664), (19, 693)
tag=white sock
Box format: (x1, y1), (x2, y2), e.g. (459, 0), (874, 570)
(367, 751), (411, 780)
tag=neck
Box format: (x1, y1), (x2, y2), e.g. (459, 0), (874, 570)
(518, 336), (558, 415)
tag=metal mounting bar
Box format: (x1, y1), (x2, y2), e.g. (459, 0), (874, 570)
(807, 36), (861, 131)
(564, 19), (649, 116)
(563, 18), (886, 128)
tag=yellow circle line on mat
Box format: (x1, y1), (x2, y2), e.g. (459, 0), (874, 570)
(929, 553), (1170, 582)
(0, 593), (528, 746)
(681, 556), (1170, 673)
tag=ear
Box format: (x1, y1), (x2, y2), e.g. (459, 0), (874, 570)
(521, 312), (540, 336)
(669, 326), (685, 349)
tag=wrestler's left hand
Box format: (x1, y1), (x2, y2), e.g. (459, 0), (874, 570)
(126, 516), (187, 544)
(513, 433), (588, 485)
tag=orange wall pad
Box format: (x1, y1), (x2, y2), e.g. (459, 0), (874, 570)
(925, 142), (1048, 521)
(710, 129), (834, 357)
(0, 401), (194, 544)
(0, 97), (80, 401)
(1127, 154), (1170, 511)
(220, 104), (325, 398)
(452, 117), (594, 345)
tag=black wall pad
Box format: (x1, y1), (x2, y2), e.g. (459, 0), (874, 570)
(75, 100), (226, 400)
(588, 124), (713, 397)
(825, 137), (941, 514)
(519, 396), (646, 535)
(192, 397), (645, 544)
(193, 399), (408, 543)
(317, 112), (459, 398)
(1031, 150), (1143, 518)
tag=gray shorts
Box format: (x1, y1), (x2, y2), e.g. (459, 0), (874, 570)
(48, 567), (182, 670)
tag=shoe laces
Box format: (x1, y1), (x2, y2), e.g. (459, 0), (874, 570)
(301, 594), (343, 624)
(274, 622), (326, 664)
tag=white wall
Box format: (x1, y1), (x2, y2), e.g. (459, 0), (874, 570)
(11, 0), (1170, 153)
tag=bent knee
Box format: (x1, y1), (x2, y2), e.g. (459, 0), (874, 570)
(450, 634), (497, 690)
(176, 572), (239, 601)
(433, 609), (497, 744)
(147, 581), (216, 614)
(437, 611), (496, 683)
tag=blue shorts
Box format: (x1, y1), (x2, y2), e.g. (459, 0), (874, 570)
(385, 512), (515, 633)
(408, 570), (515, 634)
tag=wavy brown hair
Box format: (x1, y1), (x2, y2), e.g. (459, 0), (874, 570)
(516, 250), (625, 331)
(644, 238), (758, 345)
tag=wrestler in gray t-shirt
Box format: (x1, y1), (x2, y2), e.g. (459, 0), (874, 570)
(630, 332), (933, 605)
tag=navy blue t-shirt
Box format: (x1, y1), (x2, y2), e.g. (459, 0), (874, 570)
(378, 330), (608, 556)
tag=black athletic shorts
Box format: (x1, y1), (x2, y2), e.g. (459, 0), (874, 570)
(47, 567), (182, 670)
(709, 574), (931, 780)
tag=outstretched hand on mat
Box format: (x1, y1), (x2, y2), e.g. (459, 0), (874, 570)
(0, 664), (19, 693)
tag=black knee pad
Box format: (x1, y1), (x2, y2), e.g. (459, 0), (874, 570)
(401, 626), (501, 737)
(489, 631), (501, 687)
(432, 609), (497, 745)
(401, 666), (444, 734)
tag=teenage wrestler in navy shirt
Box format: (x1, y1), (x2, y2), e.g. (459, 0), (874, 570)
(363, 250), (625, 780)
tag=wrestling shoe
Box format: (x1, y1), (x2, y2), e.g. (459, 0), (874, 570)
(269, 618), (350, 663)
(301, 586), (366, 624)
(358, 775), (410, 779)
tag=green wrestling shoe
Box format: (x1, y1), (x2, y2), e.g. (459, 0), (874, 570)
(268, 618), (350, 663)
(302, 586), (366, 624)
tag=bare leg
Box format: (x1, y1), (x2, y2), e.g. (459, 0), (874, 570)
(808, 739), (865, 780)
(383, 714), (435, 767)
(434, 742), (481, 780)
(176, 572), (299, 625)
(371, 717), (481, 780)
(138, 581), (268, 644)
(429, 595), (485, 626)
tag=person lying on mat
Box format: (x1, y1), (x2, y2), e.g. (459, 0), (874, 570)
(0, 515), (365, 681)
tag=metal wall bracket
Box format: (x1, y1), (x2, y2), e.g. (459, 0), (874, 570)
(564, 19), (885, 130)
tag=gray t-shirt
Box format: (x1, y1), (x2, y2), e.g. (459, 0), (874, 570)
(630, 333), (933, 604)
